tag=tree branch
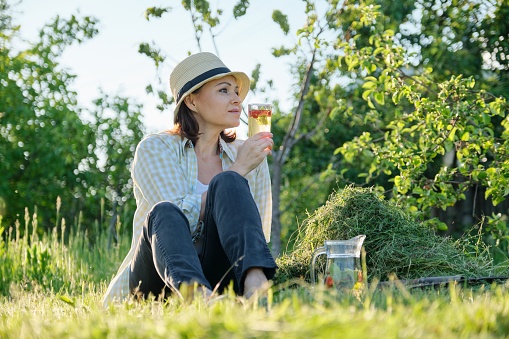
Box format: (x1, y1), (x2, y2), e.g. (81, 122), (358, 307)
(275, 47), (317, 165)
(398, 67), (438, 96)
(292, 107), (332, 145)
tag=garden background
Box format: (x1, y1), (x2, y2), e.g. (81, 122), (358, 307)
(1, 0), (509, 337)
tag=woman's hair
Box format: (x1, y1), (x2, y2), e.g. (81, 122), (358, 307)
(171, 87), (236, 146)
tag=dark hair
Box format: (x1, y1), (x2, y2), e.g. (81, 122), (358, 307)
(171, 87), (236, 146)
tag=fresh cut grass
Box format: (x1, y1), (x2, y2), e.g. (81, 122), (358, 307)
(275, 186), (507, 284)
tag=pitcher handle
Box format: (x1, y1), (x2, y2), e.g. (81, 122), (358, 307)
(310, 246), (326, 285)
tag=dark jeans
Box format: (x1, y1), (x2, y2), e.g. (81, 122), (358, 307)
(129, 171), (277, 299)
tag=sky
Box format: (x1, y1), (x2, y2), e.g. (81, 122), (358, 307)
(14, 0), (307, 135)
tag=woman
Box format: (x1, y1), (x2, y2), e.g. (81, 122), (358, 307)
(103, 52), (277, 305)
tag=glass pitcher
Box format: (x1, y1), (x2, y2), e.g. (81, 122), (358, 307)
(310, 235), (366, 290)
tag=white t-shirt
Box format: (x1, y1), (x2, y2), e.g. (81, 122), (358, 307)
(195, 180), (209, 195)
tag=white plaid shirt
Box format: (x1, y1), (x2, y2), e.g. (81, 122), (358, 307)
(102, 131), (272, 305)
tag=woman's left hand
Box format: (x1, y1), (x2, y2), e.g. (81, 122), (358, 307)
(227, 132), (273, 176)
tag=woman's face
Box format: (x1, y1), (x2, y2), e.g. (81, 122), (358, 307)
(184, 75), (242, 133)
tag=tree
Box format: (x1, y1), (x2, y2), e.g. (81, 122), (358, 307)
(0, 1), (145, 239)
(1, 5), (97, 228)
(331, 0), (509, 256)
(272, 0), (509, 259)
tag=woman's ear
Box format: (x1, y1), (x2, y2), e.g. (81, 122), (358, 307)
(183, 95), (196, 111)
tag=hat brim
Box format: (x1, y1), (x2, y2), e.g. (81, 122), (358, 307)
(173, 71), (250, 114)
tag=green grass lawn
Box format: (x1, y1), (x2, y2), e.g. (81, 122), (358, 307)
(2, 282), (509, 338)
(2, 205), (509, 338)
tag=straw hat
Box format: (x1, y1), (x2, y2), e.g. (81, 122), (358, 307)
(169, 52), (250, 114)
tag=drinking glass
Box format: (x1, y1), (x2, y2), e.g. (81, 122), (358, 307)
(248, 103), (272, 137)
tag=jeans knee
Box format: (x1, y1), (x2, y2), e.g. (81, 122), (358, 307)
(210, 171), (247, 190)
(146, 201), (188, 234)
(149, 201), (180, 218)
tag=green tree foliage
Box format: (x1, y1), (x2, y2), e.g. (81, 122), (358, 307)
(0, 8), (98, 228)
(0, 1), (145, 238)
(406, 0), (509, 93)
(329, 1), (509, 255)
(268, 0), (509, 256)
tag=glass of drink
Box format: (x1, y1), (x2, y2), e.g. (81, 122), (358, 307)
(248, 103), (272, 137)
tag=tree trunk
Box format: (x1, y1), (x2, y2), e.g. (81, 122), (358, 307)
(269, 50), (317, 257)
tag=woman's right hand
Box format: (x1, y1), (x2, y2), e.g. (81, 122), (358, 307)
(227, 132), (273, 177)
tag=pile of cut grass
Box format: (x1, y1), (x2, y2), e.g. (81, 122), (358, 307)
(274, 186), (502, 285)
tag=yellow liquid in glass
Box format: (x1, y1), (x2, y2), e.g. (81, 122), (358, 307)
(248, 109), (271, 137)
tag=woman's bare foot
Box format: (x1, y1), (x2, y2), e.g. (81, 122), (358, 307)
(243, 268), (269, 298)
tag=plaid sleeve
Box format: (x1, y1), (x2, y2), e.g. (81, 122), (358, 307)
(132, 134), (201, 229)
(251, 158), (272, 242)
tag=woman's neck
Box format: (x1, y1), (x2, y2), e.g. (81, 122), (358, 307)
(195, 132), (223, 184)
(194, 133), (220, 159)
